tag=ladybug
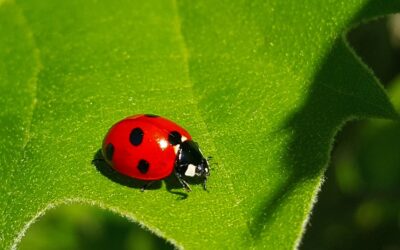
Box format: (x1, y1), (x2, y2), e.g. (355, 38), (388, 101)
(101, 114), (210, 192)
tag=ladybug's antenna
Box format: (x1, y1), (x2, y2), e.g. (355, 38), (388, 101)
(207, 156), (218, 171)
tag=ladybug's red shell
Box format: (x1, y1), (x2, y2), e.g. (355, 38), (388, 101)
(102, 114), (191, 180)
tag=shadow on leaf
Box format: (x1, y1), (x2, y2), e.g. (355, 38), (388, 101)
(92, 149), (162, 190)
(248, 4), (400, 241)
(92, 149), (207, 199)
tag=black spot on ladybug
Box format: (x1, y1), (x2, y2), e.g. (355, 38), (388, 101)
(168, 131), (182, 145)
(105, 143), (114, 161)
(144, 114), (159, 118)
(137, 159), (150, 174)
(130, 128), (144, 146)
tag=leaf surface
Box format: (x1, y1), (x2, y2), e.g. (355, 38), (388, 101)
(1, 0), (399, 249)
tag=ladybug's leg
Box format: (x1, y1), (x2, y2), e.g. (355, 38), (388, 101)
(202, 176), (208, 191)
(174, 170), (192, 192)
(140, 181), (155, 192)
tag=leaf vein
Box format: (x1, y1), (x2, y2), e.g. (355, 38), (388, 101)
(171, 0), (252, 242)
(13, 0), (42, 150)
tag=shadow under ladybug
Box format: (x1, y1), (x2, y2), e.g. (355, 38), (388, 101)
(92, 150), (161, 191)
(92, 149), (210, 199)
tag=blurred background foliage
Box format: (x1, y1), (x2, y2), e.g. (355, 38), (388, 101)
(19, 15), (400, 250)
(302, 15), (400, 250)
(18, 205), (173, 250)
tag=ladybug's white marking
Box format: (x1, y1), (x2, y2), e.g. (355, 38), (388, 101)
(185, 164), (196, 177)
(173, 145), (179, 154)
(159, 139), (168, 150)
(181, 136), (187, 142)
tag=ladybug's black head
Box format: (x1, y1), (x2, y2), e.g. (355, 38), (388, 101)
(176, 140), (210, 189)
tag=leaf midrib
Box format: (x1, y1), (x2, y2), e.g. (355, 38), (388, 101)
(171, 0), (254, 244)
(11, 0), (41, 150)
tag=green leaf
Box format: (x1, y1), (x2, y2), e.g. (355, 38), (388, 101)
(1, 0), (399, 249)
